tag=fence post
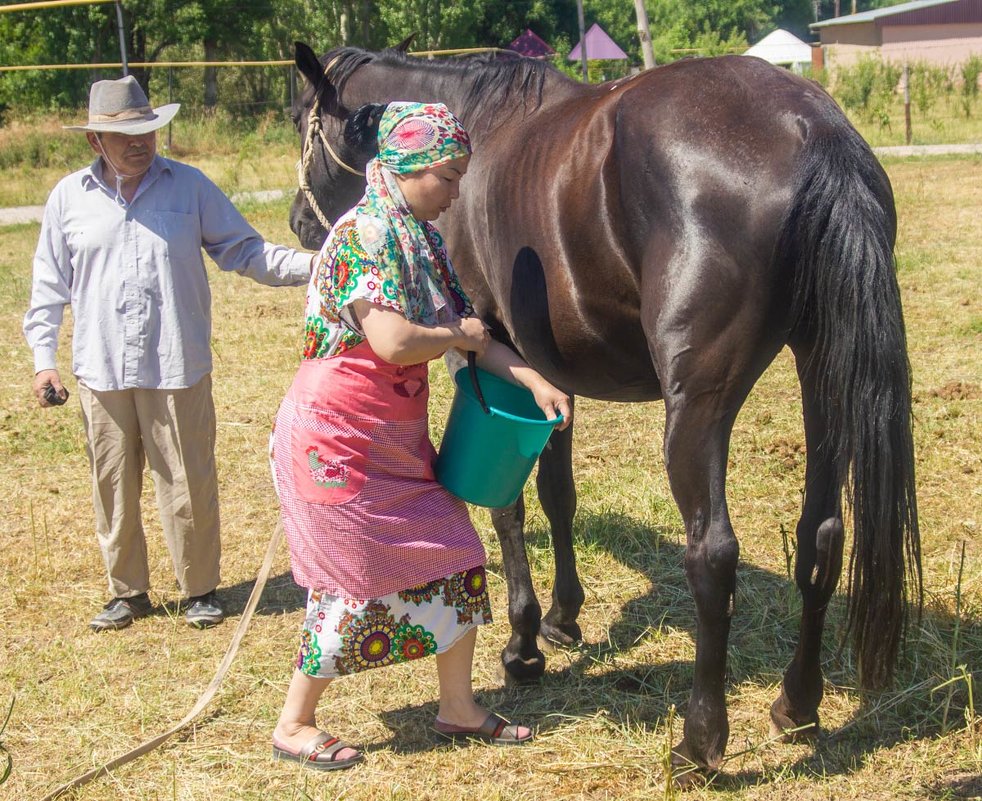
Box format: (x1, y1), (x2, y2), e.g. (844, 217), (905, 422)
(903, 62), (912, 146)
(167, 66), (173, 151)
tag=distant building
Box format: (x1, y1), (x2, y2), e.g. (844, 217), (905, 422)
(508, 29), (556, 59)
(743, 29), (814, 73)
(810, 0), (982, 69)
(569, 23), (629, 62)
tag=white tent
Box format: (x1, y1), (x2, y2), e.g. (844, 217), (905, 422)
(743, 29), (813, 73)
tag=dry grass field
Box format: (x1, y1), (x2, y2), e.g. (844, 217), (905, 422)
(0, 148), (979, 800)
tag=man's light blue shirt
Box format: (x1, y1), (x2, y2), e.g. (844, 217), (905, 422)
(24, 155), (311, 391)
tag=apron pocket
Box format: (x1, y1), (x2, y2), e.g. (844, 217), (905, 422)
(291, 408), (376, 505)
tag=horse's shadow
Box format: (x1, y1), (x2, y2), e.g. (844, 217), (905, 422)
(376, 510), (979, 791)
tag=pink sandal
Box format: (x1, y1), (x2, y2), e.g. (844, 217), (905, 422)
(272, 731), (363, 770)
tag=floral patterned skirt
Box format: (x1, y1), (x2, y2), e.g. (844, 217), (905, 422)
(297, 565), (493, 678)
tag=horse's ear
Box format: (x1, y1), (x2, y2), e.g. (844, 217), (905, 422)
(393, 34), (416, 53)
(294, 41), (323, 88)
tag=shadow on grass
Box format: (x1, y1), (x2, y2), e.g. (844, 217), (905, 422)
(377, 509), (980, 784)
(213, 571), (306, 618)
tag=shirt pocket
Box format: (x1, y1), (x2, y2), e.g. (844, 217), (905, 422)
(140, 210), (201, 266)
(291, 407), (376, 505)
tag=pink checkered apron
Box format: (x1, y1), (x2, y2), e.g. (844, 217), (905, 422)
(271, 342), (486, 598)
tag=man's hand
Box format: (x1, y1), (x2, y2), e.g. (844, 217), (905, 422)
(34, 369), (68, 408)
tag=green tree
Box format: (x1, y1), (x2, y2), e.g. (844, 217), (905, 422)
(379, 0), (487, 50)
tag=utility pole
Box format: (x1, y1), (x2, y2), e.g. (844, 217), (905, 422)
(114, 0), (128, 76)
(634, 0), (655, 69)
(576, 0), (589, 82)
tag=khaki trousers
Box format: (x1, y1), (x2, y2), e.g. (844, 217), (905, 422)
(78, 375), (221, 599)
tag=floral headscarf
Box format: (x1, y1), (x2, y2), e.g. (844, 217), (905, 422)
(356, 102), (472, 325)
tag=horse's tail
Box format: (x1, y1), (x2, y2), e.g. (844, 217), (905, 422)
(780, 124), (921, 690)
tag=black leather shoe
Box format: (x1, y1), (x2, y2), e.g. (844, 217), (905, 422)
(185, 591), (225, 628)
(90, 592), (153, 632)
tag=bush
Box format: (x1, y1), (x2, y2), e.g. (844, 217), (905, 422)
(959, 54), (981, 117)
(833, 55), (902, 128)
(908, 61), (953, 114)
(0, 117), (90, 171)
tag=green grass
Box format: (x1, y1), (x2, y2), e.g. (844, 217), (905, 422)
(0, 140), (979, 799)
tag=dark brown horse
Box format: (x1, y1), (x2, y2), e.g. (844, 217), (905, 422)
(288, 41), (921, 780)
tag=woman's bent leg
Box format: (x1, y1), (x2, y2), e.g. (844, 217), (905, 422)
(435, 628), (531, 740)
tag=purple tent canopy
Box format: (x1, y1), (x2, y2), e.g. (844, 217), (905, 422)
(508, 28), (556, 59)
(569, 22), (629, 61)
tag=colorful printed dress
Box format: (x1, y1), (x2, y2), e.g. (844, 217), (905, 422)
(271, 206), (491, 679)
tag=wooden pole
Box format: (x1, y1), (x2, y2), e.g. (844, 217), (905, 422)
(634, 0), (655, 69)
(904, 63), (912, 145)
(576, 0), (589, 82)
(167, 66), (173, 151)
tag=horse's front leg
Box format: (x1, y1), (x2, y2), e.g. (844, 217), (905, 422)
(769, 349), (845, 739)
(492, 494), (546, 680)
(536, 408), (584, 647)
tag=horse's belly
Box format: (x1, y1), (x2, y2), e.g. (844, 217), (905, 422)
(516, 325), (663, 403)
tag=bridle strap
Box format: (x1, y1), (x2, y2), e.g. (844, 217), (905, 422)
(297, 55), (365, 232)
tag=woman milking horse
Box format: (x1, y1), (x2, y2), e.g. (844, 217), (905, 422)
(286, 40), (921, 781)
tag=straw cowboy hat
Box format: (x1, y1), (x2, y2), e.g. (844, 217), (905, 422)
(64, 75), (179, 134)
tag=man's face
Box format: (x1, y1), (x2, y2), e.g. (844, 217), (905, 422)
(87, 130), (157, 177)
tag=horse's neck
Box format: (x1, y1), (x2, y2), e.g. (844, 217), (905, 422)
(353, 62), (583, 133)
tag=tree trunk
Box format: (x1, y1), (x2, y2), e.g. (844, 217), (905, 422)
(204, 39), (219, 109)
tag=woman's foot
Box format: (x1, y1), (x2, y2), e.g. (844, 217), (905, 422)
(272, 723), (362, 769)
(434, 707), (532, 746)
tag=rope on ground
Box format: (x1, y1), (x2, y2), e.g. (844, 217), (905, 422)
(37, 523), (284, 801)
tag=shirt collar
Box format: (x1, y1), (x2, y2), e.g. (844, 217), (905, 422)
(81, 154), (170, 192)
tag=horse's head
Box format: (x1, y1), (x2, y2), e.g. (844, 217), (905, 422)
(289, 40), (415, 250)
(290, 41), (369, 249)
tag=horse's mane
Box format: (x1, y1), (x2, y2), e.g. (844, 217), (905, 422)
(317, 46), (558, 120)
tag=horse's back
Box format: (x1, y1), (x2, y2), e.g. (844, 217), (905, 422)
(452, 56), (884, 400)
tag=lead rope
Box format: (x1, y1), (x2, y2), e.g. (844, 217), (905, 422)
(296, 57), (365, 232)
(38, 524), (284, 801)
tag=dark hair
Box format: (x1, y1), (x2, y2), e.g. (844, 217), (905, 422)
(343, 103), (387, 154)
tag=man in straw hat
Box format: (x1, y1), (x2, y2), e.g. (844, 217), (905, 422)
(23, 75), (314, 632)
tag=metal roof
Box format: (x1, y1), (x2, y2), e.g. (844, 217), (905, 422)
(810, 0), (958, 28)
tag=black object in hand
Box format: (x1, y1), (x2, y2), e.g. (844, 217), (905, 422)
(43, 384), (69, 406)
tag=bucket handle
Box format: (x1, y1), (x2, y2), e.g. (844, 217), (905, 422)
(467, 351), (491, 415)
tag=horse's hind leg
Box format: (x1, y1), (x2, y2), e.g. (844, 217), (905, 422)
(660, 389), (741, 777)
(492, 495), (547, 680)
(649, 274), (783, 779)
(536, 408), (584, 647)
(770, 348), (845, 739)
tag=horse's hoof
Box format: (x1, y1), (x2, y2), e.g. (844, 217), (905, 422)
(500, 646), (545, 684)
(539, 615), (582, 648)
(769, 695), (820, 742)
(669, 746), (712, 789)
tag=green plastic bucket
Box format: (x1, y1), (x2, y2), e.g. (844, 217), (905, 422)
(436, 354), (563, 508)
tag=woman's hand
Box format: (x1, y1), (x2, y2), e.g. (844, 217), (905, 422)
(530, 380), (573, 431)
(454, 316), (490, 358)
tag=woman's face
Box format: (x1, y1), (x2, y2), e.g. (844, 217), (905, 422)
(395, 155), (471, 221)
